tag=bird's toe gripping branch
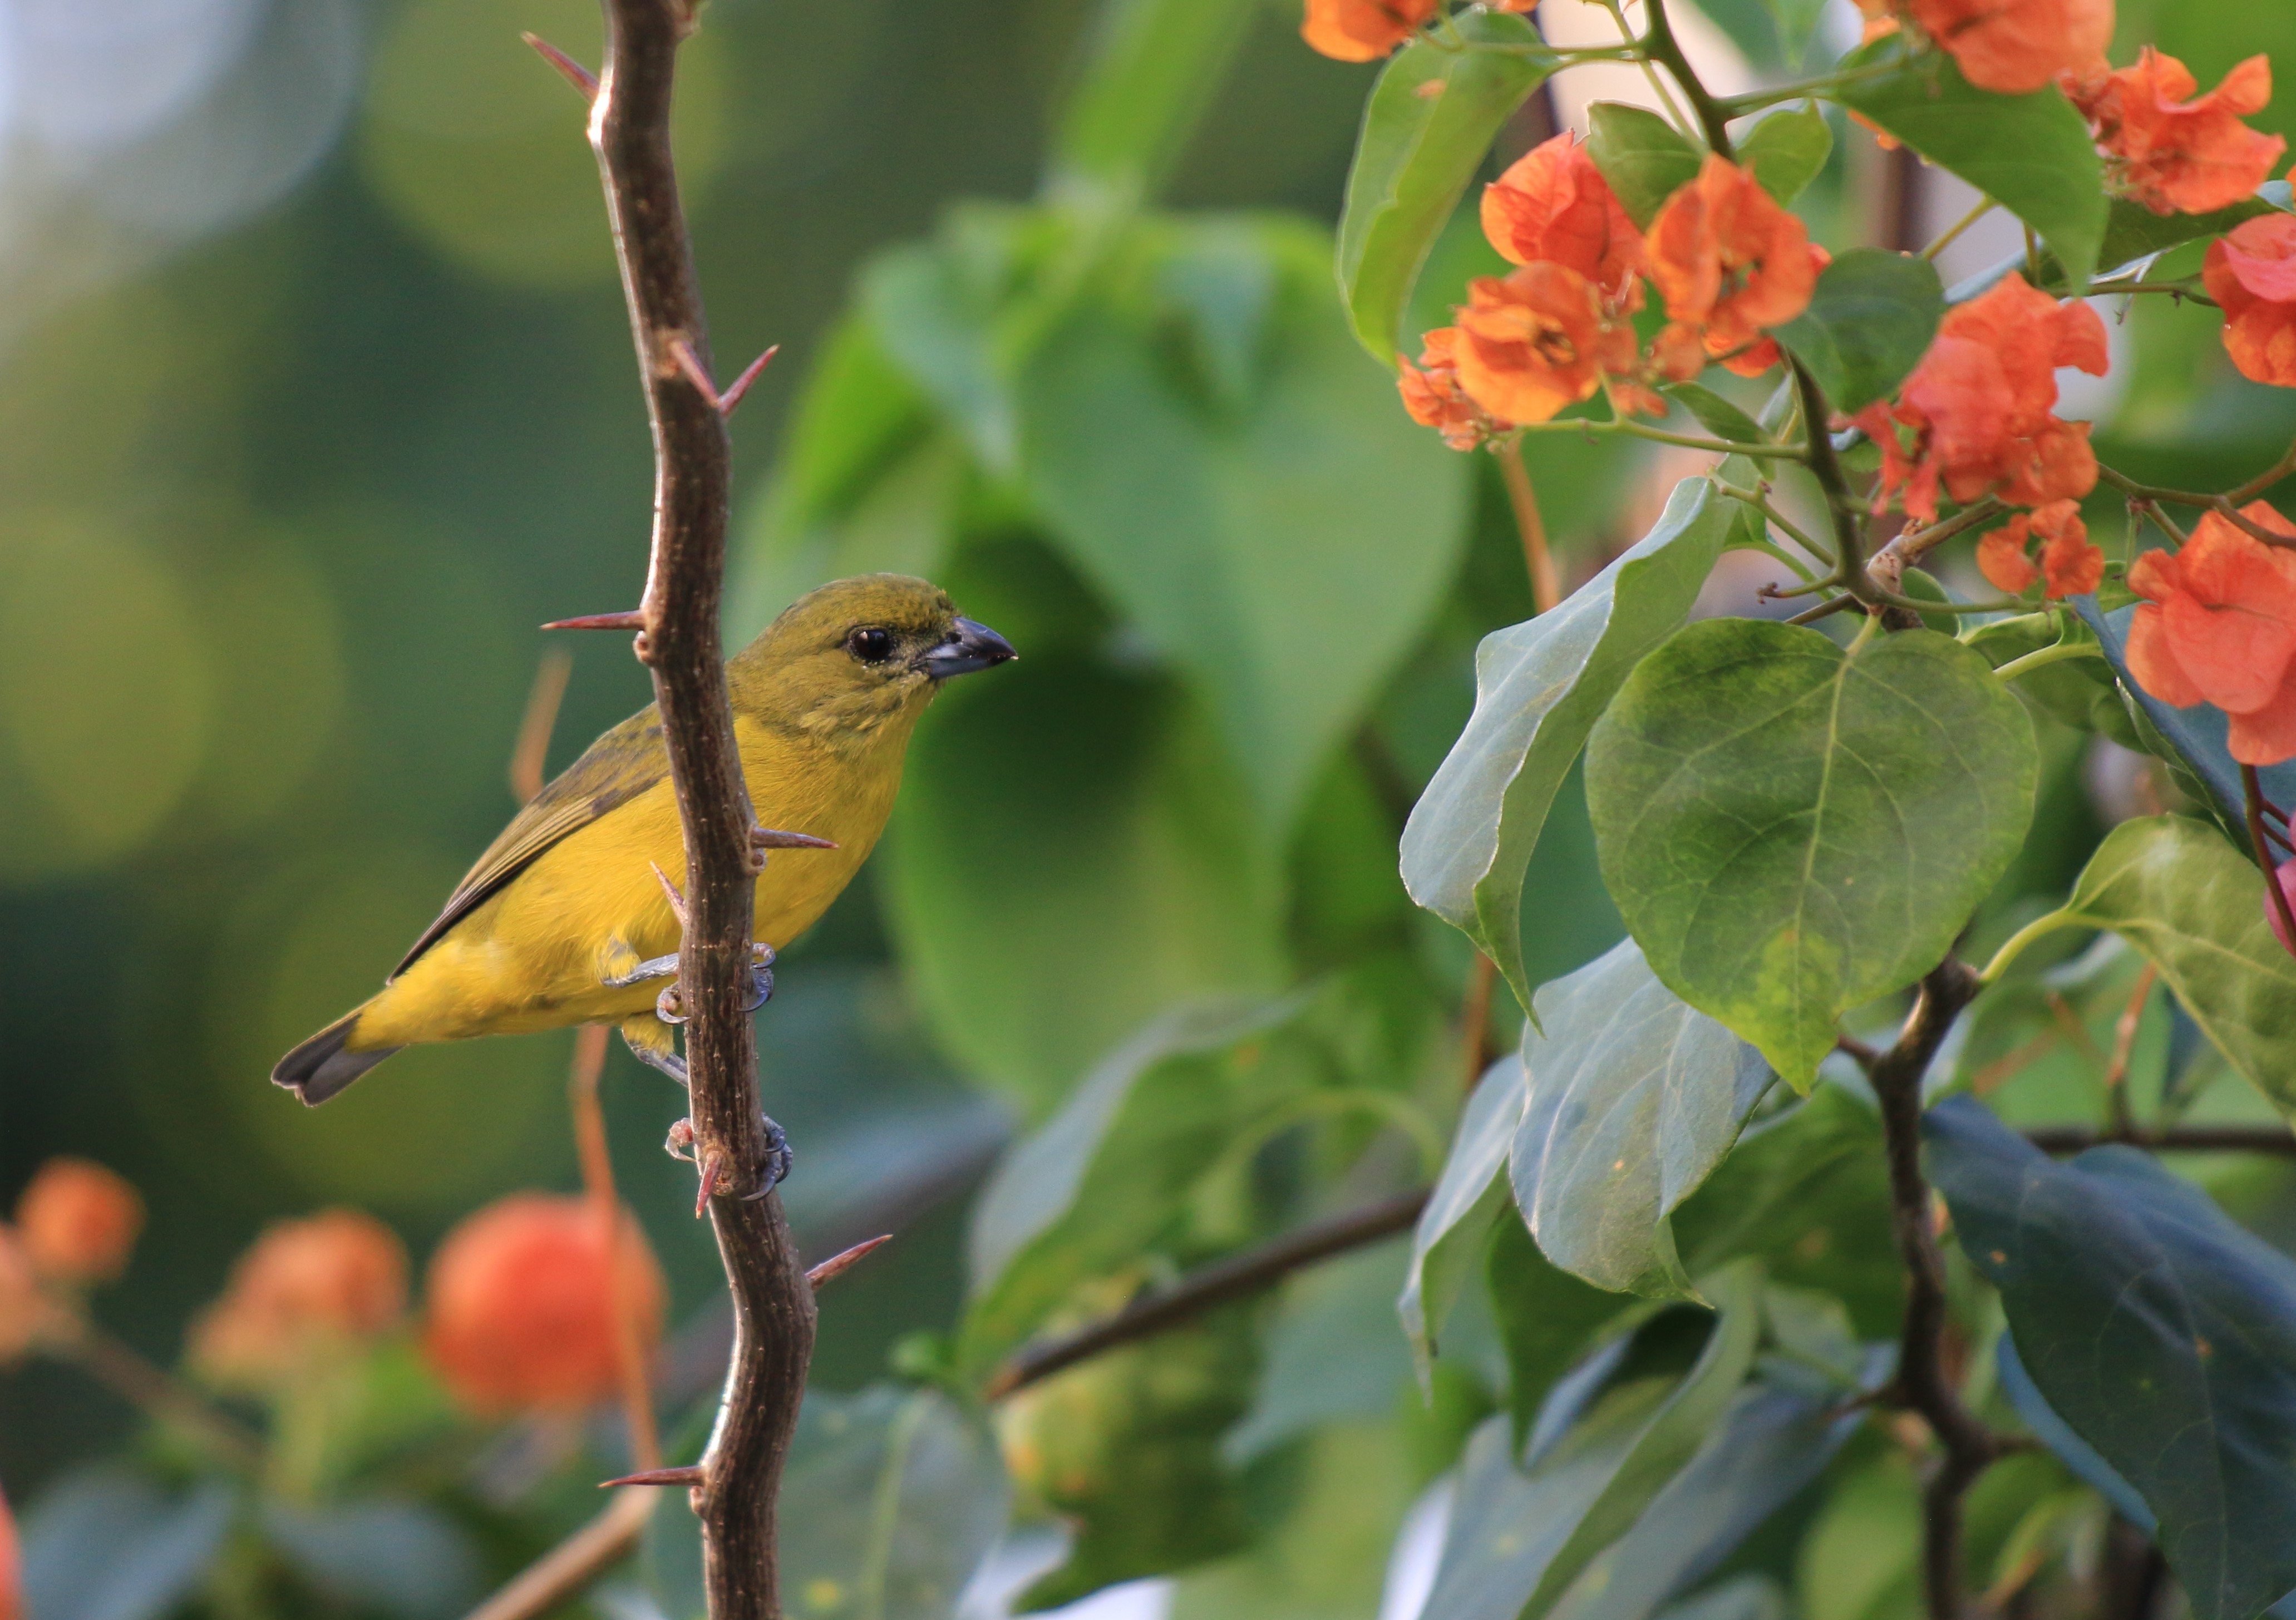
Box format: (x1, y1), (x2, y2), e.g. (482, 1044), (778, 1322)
(664, 1114), (792, 1215)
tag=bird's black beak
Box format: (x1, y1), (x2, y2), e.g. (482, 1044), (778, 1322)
(914, 617), (1017, 681)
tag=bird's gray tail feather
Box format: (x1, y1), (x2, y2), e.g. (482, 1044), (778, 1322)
(272, 1012), (401, 1105)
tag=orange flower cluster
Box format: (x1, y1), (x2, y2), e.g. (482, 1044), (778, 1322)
(1402, 140), (1820, 446)
(16, 1158), (142, 1286)
(1856, 0), (2111, 95)
(1852, 273), (2107, 524)
(423, 1194), (665, 1417)
(1647, 156), (1824, 378)
(1976, 499), (2104, 598)
(2127, 503), (2296, 765)
(1300, 0), (1536, 62)
(2067, 50), (2286, 216)
(2206, 215), (2296, 388)
(191, 1210), (407, 1388)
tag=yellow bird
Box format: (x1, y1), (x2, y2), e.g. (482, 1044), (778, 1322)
(273, 574), (1014, 1105)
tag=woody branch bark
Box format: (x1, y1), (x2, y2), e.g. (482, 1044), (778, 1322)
(587, 2), (813, 1615)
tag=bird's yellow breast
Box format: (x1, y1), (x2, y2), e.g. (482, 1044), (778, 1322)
(354, 712), (917, 1049)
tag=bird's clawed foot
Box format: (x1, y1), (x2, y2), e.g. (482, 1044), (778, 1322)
(664, 1115), (791, 1209)
(602, 942), (775, 1012)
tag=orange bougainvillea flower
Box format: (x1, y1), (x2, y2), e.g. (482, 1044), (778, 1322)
(17, 1158), (143, 1286)
(1398, 327), (1503, 450)
(191, 1210), (407, 1387)
(2067, 50), (2285, 216)
(1852, 272), (2107, 523)
(1976, 500), (2103, 598)
(1860, 0), (2110, 95)
(0, 1229), (46, 1366)
(1301, 0), (1438, 61)
(2206, 214), (2296, 387)
(1645, 156), (1822, 373)
(2127, 503), (2296, 764)
(1449, 262), (1638, 426)
(1481, 134), (1647, 304)
(424, 1194), (666, 1417)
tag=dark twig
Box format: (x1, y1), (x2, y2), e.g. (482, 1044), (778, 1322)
(2245, 767), (2296, 956)
(2098, 466), (2295, 550)
(1869, 958), (2005, 1620)
(1791, 358), (1876, 606)
(585, 0), (814, 1613)
(1635, 0), (1735, 157)
(984, 1189), (1430, 1400)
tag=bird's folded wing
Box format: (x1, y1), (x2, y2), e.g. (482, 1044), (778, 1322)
(391, 707), (669, 979)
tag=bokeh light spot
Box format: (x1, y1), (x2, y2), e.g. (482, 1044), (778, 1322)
(360, 0), (728, 288)
(0, 512), (215, 877)
(208, 848), (571, 1214)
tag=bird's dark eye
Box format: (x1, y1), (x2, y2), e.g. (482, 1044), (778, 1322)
(846, 626), (895, 664)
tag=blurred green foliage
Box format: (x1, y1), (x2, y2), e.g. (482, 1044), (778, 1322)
(11, 1), (2296, 1617)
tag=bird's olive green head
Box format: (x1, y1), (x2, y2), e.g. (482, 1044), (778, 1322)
(728, 573), (1015, 742)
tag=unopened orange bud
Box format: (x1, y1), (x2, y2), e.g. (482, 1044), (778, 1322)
(17, 1158), (144, 1285)
(191, 1209), (407, 1387)
(424, 1194), (666, 1417)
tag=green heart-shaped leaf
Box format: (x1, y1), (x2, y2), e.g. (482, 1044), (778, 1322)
(1586, 620), (2038, 1089)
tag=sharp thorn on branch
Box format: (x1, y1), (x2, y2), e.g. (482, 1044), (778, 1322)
(649, 861), (689, 929)
(599, 1465), (706, 1489)
(542, 611), (647, 632)
(520, 32), (599, 99)
(696, 1151), (723, 1217)
(806, 1234), (893, 1289)
(752, 826), (837, 850)
(666, 337), (722, 411)
(718, 345), (779, 417)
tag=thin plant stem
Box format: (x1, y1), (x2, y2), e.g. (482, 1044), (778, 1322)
(1459, 952), (1499, 1094)
(2098, 465), (2295, 549)
(569, 1024), (661, 1473)
(1713, 481), (1825, 558)
(1791, 357), (1875, 601)
(1865, 959), (2014, 1620)
(510, 648), (574, 806)
(1991, 642), (2107, 682)
(1634, 0), (1736, 157)
(461, 1493), (656, 1620)
(1600, 0), (1699, 144)
(1521, 417), (1805, 459)
(1922, 198), (1996, 262)
(2102, 963), (2157, 1136)
(43, 1312), (266, 1471)
(1499, 442), (1563, 613)
(2245, 766), (2296, 953)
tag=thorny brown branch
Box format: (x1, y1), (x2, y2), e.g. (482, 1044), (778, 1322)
(588, 1), (812, 1614)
